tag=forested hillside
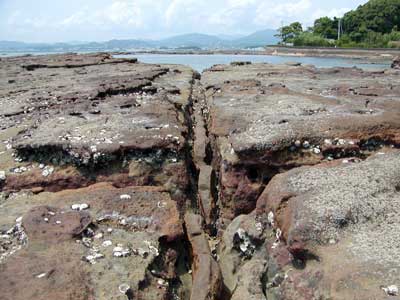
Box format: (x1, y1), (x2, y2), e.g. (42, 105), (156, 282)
(276, 0), (400, 48)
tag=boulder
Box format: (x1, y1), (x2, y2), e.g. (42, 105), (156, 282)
(257, 151), (400, 299)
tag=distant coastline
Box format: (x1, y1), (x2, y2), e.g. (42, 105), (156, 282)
(126, 47), (399, 63)
(1, 46), (398, 65)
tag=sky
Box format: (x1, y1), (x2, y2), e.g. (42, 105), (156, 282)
(0, 0), (369, 43)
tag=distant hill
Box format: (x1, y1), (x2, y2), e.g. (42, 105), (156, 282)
(0, 29), (278, 52)
(158, 33), (225, 48)
(217, 34), (246, 41)
(231, 29), (279, 47)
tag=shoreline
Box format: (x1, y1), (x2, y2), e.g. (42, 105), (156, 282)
(1, 46), (398, 65)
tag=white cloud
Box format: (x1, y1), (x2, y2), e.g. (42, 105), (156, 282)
(311, 7), (350, 20)
(60, 0), (146, 28)
(255, 0), (312, 28)
(0, 0), (369, 42)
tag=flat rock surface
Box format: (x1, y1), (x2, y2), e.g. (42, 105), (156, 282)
(202, 63), (400, 157)
(2, 54), (400, 300)
(0, 183), (183, 300)
(201, 62), (400, 221)
(0, 53), (194, 200)
(1, 53), (191, 156)
(0, 53), (192, 300)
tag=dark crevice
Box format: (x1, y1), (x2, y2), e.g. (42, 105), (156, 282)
(22, 58), (138, 71)
(96, 82), (155, 99)
(183, 74), (201, 213)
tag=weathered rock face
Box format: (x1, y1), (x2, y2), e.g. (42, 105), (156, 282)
(1, 54), (400, 300)
(0, 53), (194, 204)
(256, 151), (400, 299)
(201, 63), (400, 222)
(0, 53), (194, 300)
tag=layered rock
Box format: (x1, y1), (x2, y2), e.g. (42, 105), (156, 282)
(1, 54), (400, 300)
(201, 62), (400, 224)
(0, 53), (194, 300)
(0, 53), (195, 205)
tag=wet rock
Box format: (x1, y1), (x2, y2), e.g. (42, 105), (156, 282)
(231, 61), (252, 66)
(285, 61), (302, 66)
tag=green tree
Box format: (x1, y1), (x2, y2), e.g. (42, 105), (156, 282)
(276, 22), (304, 43)
(343, 0), (400, 35)
(313, 17), (338, 39)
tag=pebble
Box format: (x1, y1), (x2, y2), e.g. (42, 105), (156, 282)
(157, 278), (168, 288)
(120, 194), (131, 200)
(71, 203), (90, 211)
(312, 147), (321, 154)
(94, 232), (103, 239)
(144, 240), (159, 256)
(36, 273), (47, 279)
(255, 222), (263, 232)
(119, 283), (131, 294)
(85, 252), (104, 265)
(382, 285), (398, 296)
(42, 166), (54, 177)
(294, 140), (301, 147)
(82, 237), (92, 248)
(102, 240), (112, 247)
(302, 141), (310, 148)
(267, 211), (275, 226)
(113, 246), (131, 257)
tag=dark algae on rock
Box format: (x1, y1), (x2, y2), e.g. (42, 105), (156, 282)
(1, 53), (400, 300)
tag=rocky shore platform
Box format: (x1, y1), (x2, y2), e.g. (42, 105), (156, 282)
(0, 53), (400, 300)
(265, 46), (400, 63)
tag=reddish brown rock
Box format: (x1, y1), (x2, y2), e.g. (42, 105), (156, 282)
(185, 213), (222, 300)
(0, 244), (92, 300)
(257, 151), (400, 299)
(22, 206), (91, 242)
(202, 63), (400, 221)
